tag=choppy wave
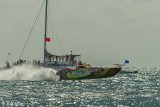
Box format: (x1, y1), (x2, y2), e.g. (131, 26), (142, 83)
(0, 64), (59, 81)
(0, 66), (159, 106)
(122, 66), (160, 72)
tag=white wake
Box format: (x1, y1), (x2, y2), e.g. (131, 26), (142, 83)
(0, 64), (59, 81)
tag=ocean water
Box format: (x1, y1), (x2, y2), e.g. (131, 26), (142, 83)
(0, 65), (159, 107)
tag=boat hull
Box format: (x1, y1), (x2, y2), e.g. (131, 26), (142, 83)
(57, 67), (121, 81)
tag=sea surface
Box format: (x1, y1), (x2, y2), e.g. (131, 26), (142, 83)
(0, 65), (159, 107)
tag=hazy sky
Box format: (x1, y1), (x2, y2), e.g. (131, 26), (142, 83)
(1, 0), (160, 67)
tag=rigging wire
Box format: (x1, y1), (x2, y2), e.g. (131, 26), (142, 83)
(47, 0), (57, 55)
(48, 1), (67, 55)
(59, 0), (81, 55)
(48, 20), (57, 55)
(19, 0), (45, 60)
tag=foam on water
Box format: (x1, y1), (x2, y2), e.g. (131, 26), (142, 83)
(0, 66), (159, 106)
(0, 64), (59, 81)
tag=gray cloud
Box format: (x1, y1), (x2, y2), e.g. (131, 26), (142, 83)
(0, 0), (160, 67)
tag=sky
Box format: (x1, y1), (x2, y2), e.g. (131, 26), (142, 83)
(1, 0), (160, 67)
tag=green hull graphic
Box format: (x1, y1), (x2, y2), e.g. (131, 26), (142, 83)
(57, 67), (121, 80)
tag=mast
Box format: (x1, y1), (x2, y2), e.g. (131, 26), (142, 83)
(44, 0), (48, 63)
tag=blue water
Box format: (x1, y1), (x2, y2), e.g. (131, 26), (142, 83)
(0, 66), (159, 107)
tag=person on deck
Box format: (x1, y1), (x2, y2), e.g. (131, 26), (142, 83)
(6, 62), (10, 68)
(65, 55), (69, 62)
(38, 60), (40, 66)
(78, 61), (82, 65)
(78, 61), (85, 68)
